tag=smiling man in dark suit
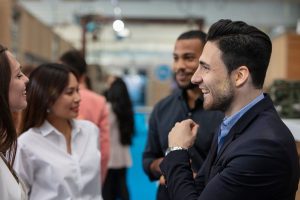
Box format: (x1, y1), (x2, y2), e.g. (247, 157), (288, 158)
(160, 19), (299, 200)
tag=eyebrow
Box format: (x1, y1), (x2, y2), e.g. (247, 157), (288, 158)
(173, 52), (195, 57)
(199, 60), (209, 67)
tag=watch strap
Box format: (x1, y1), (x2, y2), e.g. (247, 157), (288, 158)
(165, 146), (187, 156)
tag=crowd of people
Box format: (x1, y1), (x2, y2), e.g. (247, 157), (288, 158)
(0, 19), (299, 200)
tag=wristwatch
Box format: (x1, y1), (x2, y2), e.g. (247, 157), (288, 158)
(165, 146), (187, 156)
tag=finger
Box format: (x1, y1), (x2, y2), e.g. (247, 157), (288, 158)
(191, 124), (199, 135)
(185, 118), (195, 124)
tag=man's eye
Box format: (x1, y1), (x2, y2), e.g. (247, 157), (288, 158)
(185, 56), (195, 61)
(201, 65), (209, 70)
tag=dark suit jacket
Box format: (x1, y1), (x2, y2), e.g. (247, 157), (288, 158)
(142, 89), (223, 200)
(160, 95), (299, 200)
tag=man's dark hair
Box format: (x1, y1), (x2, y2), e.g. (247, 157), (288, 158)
(177, 30), (207, 44)
(207, 19), (272, 89)
(59, 50), (87, 76)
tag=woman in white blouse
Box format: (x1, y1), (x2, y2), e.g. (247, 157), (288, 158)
(0, 44), (29, 200)
(14, 63), (102, 200)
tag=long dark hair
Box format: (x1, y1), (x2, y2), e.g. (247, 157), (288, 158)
(0, 45), (18, 167)
(105, 77), (134, 145)
(21, 63), (79, 133)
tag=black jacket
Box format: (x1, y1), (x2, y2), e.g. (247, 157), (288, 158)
(161, 95), (299, 200)
(143, 89), (223, 199)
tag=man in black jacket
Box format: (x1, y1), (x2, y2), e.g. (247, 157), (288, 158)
(160, 19), (299, 200)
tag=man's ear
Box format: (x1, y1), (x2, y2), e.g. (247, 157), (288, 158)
(234, 66), (249, 87)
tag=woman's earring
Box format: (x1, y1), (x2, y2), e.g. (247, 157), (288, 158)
(47, 108), (50, 113)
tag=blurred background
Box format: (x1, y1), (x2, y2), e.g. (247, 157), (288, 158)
(1, 0), (300, 199)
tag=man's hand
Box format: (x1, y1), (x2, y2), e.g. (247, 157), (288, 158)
(168, 119), (199, 149)
(150, 157), (164, 175)
(159, 175), (166, 185)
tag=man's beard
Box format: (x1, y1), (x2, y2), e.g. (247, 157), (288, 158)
(173, 71), (198, 90)
(177, 81), (198, 90)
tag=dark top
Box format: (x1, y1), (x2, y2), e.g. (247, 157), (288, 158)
(160, 94), (299, 200)
(143, 89), (223, 180)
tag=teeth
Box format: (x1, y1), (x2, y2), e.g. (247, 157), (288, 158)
(201, 89), (209, 94)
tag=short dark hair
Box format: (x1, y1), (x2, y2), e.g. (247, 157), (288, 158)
(59, 50), (87, 76)
(207, 19), (272, 89)
(21, 63), (79, 133)
(177, 30), (207, 44)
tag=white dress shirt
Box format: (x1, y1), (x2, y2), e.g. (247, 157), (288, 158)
(0, 156), (27, 200)
(14, 119), (102, 200)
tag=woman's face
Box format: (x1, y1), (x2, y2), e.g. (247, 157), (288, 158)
(8, 51), (29, 112)
(49, 73), (81, 120)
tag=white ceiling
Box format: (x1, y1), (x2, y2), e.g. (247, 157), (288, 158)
(17, 0), (300, 69)
(19, 0), (300, 27)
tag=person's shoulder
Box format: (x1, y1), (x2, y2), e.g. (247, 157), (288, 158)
(240, 104), (294, 147)
(74, 119), (99, 139)
(80, 88), (106, 104)
(74, 119), (99, 131)
(153, 90), (180, 110)
(17, 128), (41, 148)
(18, 127), (37, 139)
(256, 111), (292, 135)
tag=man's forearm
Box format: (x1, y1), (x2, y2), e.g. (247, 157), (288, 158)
(150, 157), (164, 178)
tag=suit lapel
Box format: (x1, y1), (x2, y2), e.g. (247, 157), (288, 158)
(204, 132), (218, 184)
(212, 95), (274, 164)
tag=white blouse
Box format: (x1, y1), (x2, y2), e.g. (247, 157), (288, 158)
(14, 120), (102, 200)
(0, 156), (27, 200)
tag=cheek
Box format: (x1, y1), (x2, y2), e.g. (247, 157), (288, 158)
(205, 76), (225, 97)
(8, 84), (25, 111)
(214, 79), (233, 98)
(187, 61), (199, 71)
(55, 98), (73, 111)
(8, 83), (18, 101)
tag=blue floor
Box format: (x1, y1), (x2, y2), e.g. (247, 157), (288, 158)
(127, 112), (157, 200)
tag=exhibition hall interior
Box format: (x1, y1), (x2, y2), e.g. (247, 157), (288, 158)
(1, 0), (300, 199)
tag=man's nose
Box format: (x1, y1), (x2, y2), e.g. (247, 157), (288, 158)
(191, 67), (202, 84)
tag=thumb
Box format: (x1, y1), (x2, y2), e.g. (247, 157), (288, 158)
(191, 123), (199, 135)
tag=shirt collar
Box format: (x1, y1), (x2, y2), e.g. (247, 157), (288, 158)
(222, 93), (265, 130)
(178, 89), (204, 110)
(39, 119), (80, 137)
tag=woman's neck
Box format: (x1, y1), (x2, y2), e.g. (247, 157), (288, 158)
(46, 116), (73, 154)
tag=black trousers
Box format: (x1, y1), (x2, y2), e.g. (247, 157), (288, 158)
(103, 168), (130, 200)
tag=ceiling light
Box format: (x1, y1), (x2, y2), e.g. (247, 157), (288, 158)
(113, 19), (124, 32)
